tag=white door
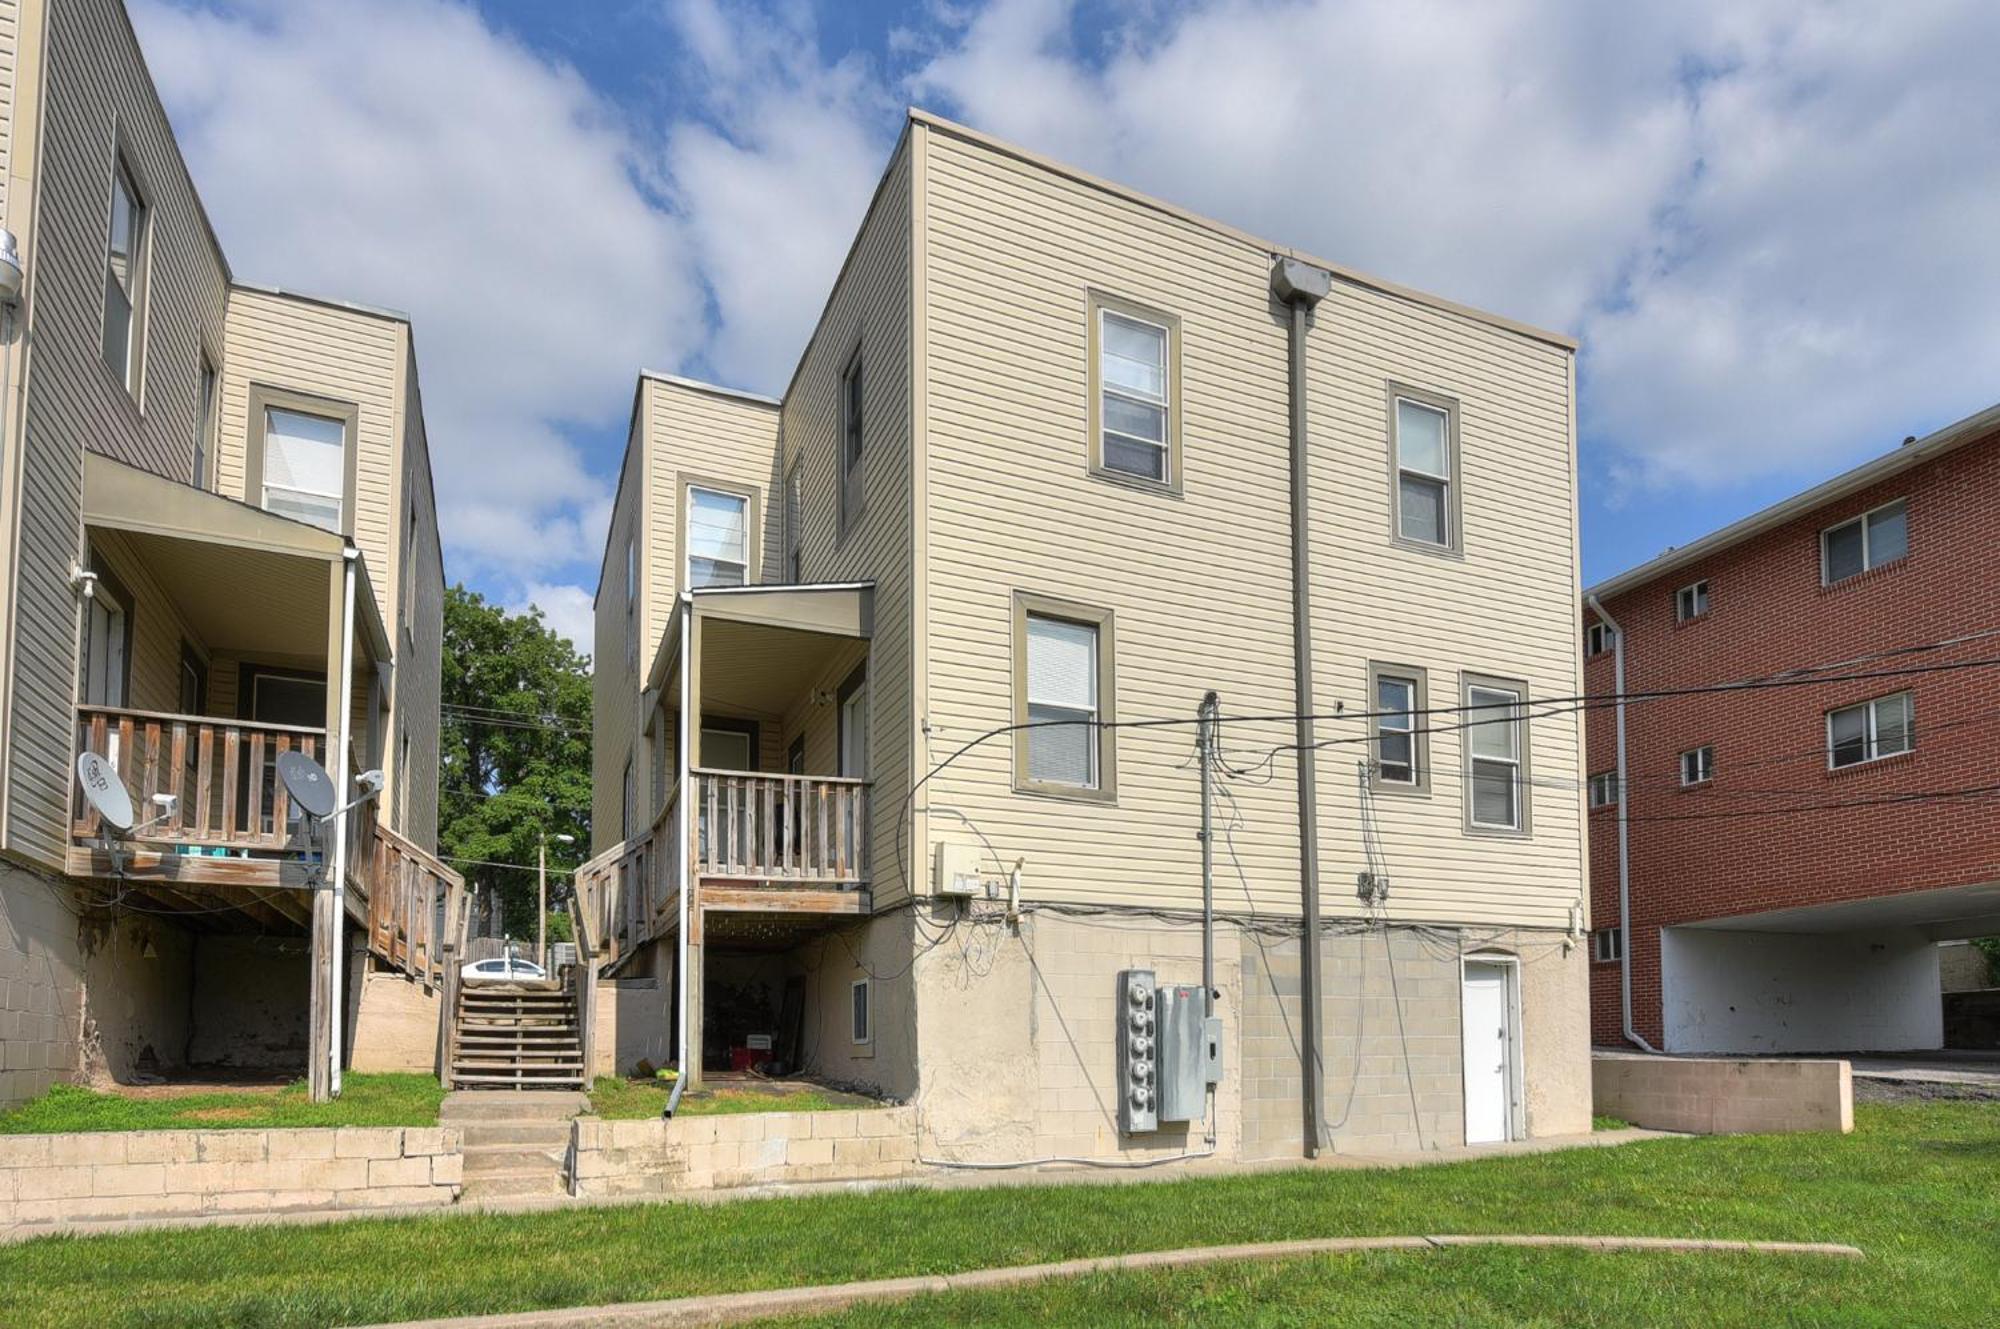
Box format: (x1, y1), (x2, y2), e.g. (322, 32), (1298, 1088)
(1462, 961), (1514, 1144)
(839, 682), (868, 777)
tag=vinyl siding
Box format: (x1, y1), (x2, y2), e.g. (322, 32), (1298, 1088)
(590, 428), (643, 854)
(917, 123), (1581, 929)
(2, 0), (231, 866)
(776, 141), (913, 907)
(391, 339), (443, 847)
(0, 0), (19, 224)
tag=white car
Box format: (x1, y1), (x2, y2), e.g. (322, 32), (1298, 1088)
(461, 956), (547, 984)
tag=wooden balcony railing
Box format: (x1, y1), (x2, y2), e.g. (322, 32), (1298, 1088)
(693, 768), (869, 885)
(72, 705), (327, 852)
(363, 822), (465, 989)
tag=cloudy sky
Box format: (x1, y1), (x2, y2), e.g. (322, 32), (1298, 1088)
(131, 0), (2000, 655)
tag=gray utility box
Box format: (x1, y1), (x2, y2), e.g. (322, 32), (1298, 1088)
(1118, 971), (1226, 1133)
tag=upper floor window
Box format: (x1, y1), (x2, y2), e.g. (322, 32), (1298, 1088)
(839, 348), (864, 534)
(1822, 500), (1907, 585)
(259, 404), (348, 532)
(1675, 580), (1710, 622)
(101, 160), (149, 396)
(1368, 663), (1427, 792)
(1391, 387), (1460, 551)
(1463, 674), (1527, 832)
(625, 534), (637, 611)
(784, 465), (802, 582)
(686, 484), (750, 589)
(1088, 292), (1181, 492)
(1014, 594), (1116, 800)
(1680, 745), (1714, 786)
(1828, 692), (1913, 769)
(192, 356), (217, 489)
(1584, 621), (1613, 658)
(1588, 771), (1619, 808)
(403, 499), (420, 638)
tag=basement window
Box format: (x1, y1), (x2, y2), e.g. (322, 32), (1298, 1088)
(1592, 928), (1623, 963)
(1822, 500), (1908, 584)
(1827, 692), (1913, 769)
(850, 978), (873, 1046)
(1679, 745), (1714, 786)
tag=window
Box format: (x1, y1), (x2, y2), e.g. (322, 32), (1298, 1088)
(1087, 291), (1181, 491)
(246, 388), (356, 534)
(1588, 771), (1619, 809)
(1013, 594), (1116, 800)
(1368, 663), (1427, 792)
(784, 465), (802, 582)
(1592, 928), (1624, 963)
(1827, 692), (1913, 769)
(1679, 745), (1714, 786)
(839, 347), (864, 533)
(101, 159), (148, 394)
(621, 757), (636, 841)
(1584, 621), (1613, 658)
(79, 561), (131, 708)
(1391, 387), (1459, 550)
(838, 664), (868, 779)
(1462, 675), (1527, 832)
(177, 643), (207, 714)
(685, 485), (750, 588)
(1822, 500), (1908, 585)
(850, 978), (873, 1045)
(192, 357), (217, 489)
(403, 499), (419, 640)
(1675, 580), (1710, 622)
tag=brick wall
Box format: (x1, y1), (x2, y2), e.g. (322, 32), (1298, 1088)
(1585, 428), (2000, 1046)
(569, 1107), (919, 1197)
(0, 1126), (463, 1228)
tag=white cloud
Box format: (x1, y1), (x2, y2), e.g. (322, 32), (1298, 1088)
(131, 0), (702, 593)
(512, 583), (597, 664)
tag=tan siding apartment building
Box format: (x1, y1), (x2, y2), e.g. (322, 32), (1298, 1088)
(0, 0), (450, 1105)
(588, 110), (1590, 1162)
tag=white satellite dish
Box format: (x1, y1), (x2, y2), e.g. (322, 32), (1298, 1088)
(76, 751), (135, 832)
(277, 750), (338, 820)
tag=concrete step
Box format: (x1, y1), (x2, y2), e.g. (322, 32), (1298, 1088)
(453, 1120), (573, 1148)
(462, 1145), (566, 1177)
(439, 1090), (588, 1121)
(458, 1171), (568, 1201)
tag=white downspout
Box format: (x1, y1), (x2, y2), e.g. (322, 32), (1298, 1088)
(1585, 594), (1658, 1054)
(329, 547), (359, 1095)
(667, 595), (692, 1114)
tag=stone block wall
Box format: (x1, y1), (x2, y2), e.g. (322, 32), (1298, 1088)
(0, 862), (83, 1105)
(0, 1126), (463, 1227)
(569, 1107), (919, 1198)
(1593, 1051), (1853, 1134)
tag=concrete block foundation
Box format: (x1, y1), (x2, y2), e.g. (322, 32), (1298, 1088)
(1593, 1051), (1853, 1134)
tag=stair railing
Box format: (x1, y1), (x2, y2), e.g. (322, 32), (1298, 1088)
(436, 872), (472, 1090)
(566, 887), (599, 1092)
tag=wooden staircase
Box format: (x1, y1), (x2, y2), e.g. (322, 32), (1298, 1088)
(448, 984), (586, 1090)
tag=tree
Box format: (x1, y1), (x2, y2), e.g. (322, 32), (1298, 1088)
(438, 584), (591, 940)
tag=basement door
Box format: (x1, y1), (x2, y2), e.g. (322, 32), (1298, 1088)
(1461, 959), (1517, 1144)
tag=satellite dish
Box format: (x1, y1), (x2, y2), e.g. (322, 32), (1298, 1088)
(276, 750), (338, 820)
(76, 752), (135, 832)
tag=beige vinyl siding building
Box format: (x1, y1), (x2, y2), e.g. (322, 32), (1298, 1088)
(588, 110), (1591, 1163)
(0, 0), (448, 1104)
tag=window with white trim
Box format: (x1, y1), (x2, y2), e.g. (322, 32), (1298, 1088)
(1464, 677), (1526, 831)
(1679, 745), (1714, 786)
(1592, 928), (1623, 963)
(1827, 692), (1913, 769)
(1025, 612), (1101, 789)
(1098, 310), (1171, 483)
(1584, 621), (1613, 658)
(102, 159), (148, 395)
(261, 407), (347, 532)
(1822, 500), (1908, 584)
(784, 466), (802, 582)
(1371, 667), (1424, 789)
(685, 485), (749, 589)
(1588, 771), (1619, 809)
(192, 357), (217, 489)
(1394, 396), (1453, 548)
(1675, 580), (1710, 622)
(850, 978), (873, 1045)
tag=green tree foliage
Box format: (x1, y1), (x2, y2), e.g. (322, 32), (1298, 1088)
(438, 584), (591, 939)
(1974, 937), (2000, 986)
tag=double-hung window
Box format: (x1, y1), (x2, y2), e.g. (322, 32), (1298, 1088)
(1391, 388), (1459, 549)
(685, 485), (750, 589)
(255, 396), (352, 534)
(102, 160), (148, 395)
(784, 466), (803, 582)
(1588, 771), (1619, 809)
(1822, 500), (1907, 584)
(1827, 693), (1913, 769)
(192, 357), (217, 489)
(1368, 663), (1427, 791)
(1680, 745), (1714, 786)
(1463, 675), (1527, 832)
(1584, 622), (1613, 658)
(1088, 292), (1180, 491)
(839, 349), (864, 533)
(1015, 595), (1115, 799)
(1675, 580), (1710, 622)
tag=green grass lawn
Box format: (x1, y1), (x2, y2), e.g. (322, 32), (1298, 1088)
(0, 1074), (442, 1134)
(0, 1102), (1992, 1328)
(587, 1075), (881, 1119)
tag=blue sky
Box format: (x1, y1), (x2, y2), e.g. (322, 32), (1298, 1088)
(130, 1), (2000, 652)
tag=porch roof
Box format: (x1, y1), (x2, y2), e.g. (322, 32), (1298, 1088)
(645, 581), (874, 695)
(82, 451), (393, 662)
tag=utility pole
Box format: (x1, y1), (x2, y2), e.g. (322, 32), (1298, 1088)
(537, 837), (548, 969)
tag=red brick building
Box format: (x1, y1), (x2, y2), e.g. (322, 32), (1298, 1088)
(1582, 402), (2000, 1053)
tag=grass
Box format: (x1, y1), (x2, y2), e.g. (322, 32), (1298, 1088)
(0, 1102), (1993, 1327)
(588, 1075), (881, 1119)
(1592, 1113), (1633, 1131)
(0, 1074), (442, 1134)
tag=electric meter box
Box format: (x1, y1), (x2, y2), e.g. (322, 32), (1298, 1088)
(931, 842), (980, 898)
(1115, 969), (1158, 1134)
(1155, 982), (1209, 1123)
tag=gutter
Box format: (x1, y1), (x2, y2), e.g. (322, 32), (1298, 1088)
(1584, 594), (1659, 1053)
(1271, 257), (1334, 1156)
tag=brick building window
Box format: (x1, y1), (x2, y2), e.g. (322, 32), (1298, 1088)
(1592, 927), (1623, 963)
(1675, 580), (1710, 622)
(1584, 621), (1614, 657)
(1588, 771), (1619, 808)
(1822, 499), (1907, 584)
(1827, 692), (1913, 769)
(1679, 745), (1714, 786)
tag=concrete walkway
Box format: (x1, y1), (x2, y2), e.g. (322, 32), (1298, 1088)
(355, 1233), (1864, 1328)
(1844, 1051), (2000, 1088)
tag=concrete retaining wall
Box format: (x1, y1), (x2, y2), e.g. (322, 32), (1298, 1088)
(569, 1107), (919, 1198)
(1593, 1051), (1852, 1134)
(0, 1126), (463, 1227)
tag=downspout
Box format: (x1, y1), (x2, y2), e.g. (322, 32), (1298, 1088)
(1584, 594), (1658, 1053)
(1271, 256), (1333, 1157)
(666, 594), (692, 1115)
(330, 546), (359, 1096)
